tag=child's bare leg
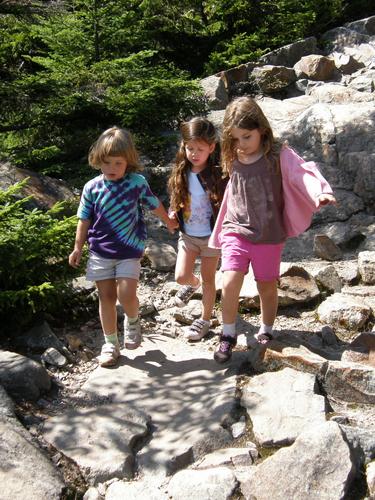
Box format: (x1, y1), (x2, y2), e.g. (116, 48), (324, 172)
(175, 246), (200, 288)
(222, 270), (245, 326)
(96, 279), (118, 335)
(256, 279), (278, 343)
(96, 279), (120, 366)
(117, 278), (139, 318)
(174, 246), (200, 307)
(186, 255), (219, 341)
(214, 270), (244, 362)
(117, 278), (141, 349)
(200, 255), (220, 321)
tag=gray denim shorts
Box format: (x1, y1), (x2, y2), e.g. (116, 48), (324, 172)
(86, 253), (141, 282)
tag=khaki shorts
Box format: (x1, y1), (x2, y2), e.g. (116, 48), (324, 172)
(86, 253), (141, 282)
(178, 232), (221, 258)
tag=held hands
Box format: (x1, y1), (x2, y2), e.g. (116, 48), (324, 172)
(166, 211), (179, 233)
(317, 194), (337, 207)
(68, 248), (82, 268)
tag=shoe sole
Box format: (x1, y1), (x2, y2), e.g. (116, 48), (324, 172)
(174, 298), (187, 308)
(125, 341), (142, 349)
(214, 353), (232, 363)
(99, 357), (120, 367)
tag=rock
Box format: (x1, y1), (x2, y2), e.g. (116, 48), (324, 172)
(41, 347), (68, 367)
(345, 16), (375, 36)
(0, 161), (76, 210)
(317, 292), (371, 330)
(342, 332), (375, 368)
(0, 350), (51, 401)
(259, 37), (319, 67)
(294, 55), (336, 81)
(321, 26), (370, 53)
(195, 447), (254, 468)
(231, 417), (246, 439)
(199, 75), (229, 110)
(313, 234), (343, 260)
(144, 242), (177, 271)
(254, 342), (328, 376)
(241, 367), (326, 446)
(324, 360), (375, 403)
(358, 250), (375, 284)
(173, 300), (202, 324)
(321, 325), (339, 346)
(240, 421), (355, 500)
(168, 467), (238, 500)
(251, 65), (296, 93)
(340, 425), (375, 468)
(278, 265), (321, 306)
(366, 461), (375, 498)
(16, 321), (73, 361)
(42, 404), (150, 485)
(0, 387), (65, 499)
(332, 53), (365, 74)
(313, 264), (342, 292)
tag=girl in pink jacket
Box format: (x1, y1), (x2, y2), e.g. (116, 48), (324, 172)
(210, 96), (336, 363)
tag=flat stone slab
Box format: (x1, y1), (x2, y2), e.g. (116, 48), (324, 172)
(42, 404), (149, 485)
(240, 421), (355, 500)
(80, 333), (246, 479)
(242, 367), (326, 446)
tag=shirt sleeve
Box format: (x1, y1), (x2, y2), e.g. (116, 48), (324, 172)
(138, 176), (160, 210)
(77, 183), (93, 220)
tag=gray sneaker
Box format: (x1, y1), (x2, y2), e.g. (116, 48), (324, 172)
(174, 283), (200, 307)
(185, 319), (210, 341)
(124, 318), (142, 349)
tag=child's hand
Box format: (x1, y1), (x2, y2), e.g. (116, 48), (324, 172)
(69, 249), (82, 268)
(318, 194), (337, 207)
(166, 217), (179, 234)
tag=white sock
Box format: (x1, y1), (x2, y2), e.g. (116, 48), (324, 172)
(223, 323), (236, 338)
(258, 323), (273, 335)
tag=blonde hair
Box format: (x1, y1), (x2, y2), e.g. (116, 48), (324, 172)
(168, 117), (220, 212)
(221, 96), (281, 176)
(88, 126), (142, 173)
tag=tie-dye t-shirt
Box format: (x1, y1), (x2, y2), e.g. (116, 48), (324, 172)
(77, 172), (160, 259)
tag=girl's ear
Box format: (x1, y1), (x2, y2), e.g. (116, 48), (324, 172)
(208, 143), (216, 154)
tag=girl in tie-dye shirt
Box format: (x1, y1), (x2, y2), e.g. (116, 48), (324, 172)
(69, 127), (177, 367)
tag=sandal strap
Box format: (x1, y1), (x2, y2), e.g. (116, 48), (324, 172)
(190, 319), (206, 331)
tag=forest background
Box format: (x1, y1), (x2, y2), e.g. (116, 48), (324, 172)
(1, 0), (375, 332)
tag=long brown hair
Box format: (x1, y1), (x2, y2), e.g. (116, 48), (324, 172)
(221, 97), (281, 176)
(168, 117), (219, 212)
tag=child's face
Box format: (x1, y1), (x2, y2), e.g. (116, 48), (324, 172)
(231, 127), (263, 160)
(100, 156), (127, 181)
(185, 139), (215, 171)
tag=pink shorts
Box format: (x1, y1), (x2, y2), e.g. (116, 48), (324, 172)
(221, 233), (284, 281)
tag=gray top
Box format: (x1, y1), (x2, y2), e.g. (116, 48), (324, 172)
(222, 155), (286, 244)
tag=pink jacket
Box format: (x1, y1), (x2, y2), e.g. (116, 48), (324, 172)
(208, 146), (333, 248)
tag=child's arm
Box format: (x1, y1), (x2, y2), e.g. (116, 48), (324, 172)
(152, 202), (179, 233)
(69, 219), (91, 268)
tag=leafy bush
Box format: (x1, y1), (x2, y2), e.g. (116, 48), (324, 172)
(0, 180), (83, 332)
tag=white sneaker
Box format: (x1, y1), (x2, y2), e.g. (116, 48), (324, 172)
(124, 318), (142, 349)
(98, 343), (120, 367)
(185, 319), (210, 341)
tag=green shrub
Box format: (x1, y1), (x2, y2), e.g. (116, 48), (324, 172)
(0, 179), (84, 332)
